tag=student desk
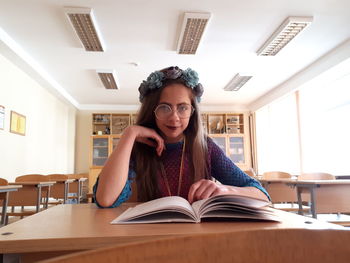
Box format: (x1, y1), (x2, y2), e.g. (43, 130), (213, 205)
(259, 178), (298, 203)
(49, 179), (75, 204)
(260, 179), (350, 218)
(8, 182), (56, 212)
(0, 203), (343, 262)
(288, 179), (350, 218)
(0, 186), (22, 226)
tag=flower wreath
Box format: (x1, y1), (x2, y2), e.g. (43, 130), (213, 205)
(138, 66), (204, 103)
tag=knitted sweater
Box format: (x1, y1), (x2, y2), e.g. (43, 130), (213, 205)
(93, 137), (269, 208)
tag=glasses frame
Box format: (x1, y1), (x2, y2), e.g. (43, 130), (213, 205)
(154, 103), (195, 120)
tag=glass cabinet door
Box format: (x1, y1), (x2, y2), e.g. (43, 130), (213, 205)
(228, 136), (245, 164)
(210, 136), (227, 155)
(92, 137), (109, 166)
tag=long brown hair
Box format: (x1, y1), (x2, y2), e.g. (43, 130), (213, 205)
(133, 79), (208, 201)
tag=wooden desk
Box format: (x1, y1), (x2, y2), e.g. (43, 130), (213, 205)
(0, 186), (22, 226)
(0, 203), (343, 262)
(49, 179), (75, 204)
(259, 178), (298, 203)
(8, 182), (56, 212)
(286, 179), (350, 218)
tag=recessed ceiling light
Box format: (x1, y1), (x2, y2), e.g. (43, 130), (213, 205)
(64, 7), (105, 52)
(224, 74), (252, 91)
(96, 70), (119, 90)
(177, 12), (211, 55)
(257, 16), (313, 56)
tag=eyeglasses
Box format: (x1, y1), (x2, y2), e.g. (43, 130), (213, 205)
(154, 103), (195, 120)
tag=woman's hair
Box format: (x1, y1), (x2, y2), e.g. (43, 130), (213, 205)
(133, 72), (208, 201)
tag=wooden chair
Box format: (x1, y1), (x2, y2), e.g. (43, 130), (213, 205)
(0, 178), (8, 186)
(0, 177), (9, 207)
(261, 171), (309, 212)
(298, 172), (335, 180)
(15, 174), (48, 182)
(262, 171), (291, 179)
(40, 229), (350, 263)
(243, 169), (256, 177)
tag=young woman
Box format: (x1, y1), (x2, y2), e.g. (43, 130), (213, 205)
(94, 66), (269, 208)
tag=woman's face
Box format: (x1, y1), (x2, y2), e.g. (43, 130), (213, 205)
(155, 84), (193, 143)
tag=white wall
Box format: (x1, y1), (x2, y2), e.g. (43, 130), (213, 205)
(0, 53), (76, 181)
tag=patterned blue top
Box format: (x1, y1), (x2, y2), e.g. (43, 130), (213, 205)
(93, 137), (269, 208)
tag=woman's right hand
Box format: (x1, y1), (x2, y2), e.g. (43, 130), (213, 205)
(124, 125), (165, 156)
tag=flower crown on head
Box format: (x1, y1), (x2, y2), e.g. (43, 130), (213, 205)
(138, 66), (204, 103)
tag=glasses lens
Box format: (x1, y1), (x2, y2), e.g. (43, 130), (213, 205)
(154, 104), (194, 120)
(155, 104), (172, 119)
(177, 104), (192, 118)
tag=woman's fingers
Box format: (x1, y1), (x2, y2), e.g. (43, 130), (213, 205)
(132, 126), (165, 156)
(188, 179), (218, 203)
(188, 179), (232, 203)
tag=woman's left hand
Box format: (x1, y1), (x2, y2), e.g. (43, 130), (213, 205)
(188, 179), (232, 204)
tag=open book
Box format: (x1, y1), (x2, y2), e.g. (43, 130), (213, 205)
(111, 194), (279, 224)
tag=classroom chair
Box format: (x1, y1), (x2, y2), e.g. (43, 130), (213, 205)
(298, 172), (335, 180)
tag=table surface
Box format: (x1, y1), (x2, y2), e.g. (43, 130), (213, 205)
(8, 181), (57, 186)
(0, 203), (344, 254)
(0, 185), (22, 192)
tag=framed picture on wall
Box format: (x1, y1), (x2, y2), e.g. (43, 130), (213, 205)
(10, 111), (26, 136)
(0, 105), (4, 130)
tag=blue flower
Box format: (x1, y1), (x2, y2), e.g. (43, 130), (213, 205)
(146, 71), (165, 90)
(181, 68), (199, 88)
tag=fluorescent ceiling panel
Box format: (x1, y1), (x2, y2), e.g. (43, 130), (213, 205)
(224, 74), (252, 91)
(257, 16), (313, 56)
(97, 70), (119, 90)
(64, 7), (105, 52)
(177, 12), (211, 54)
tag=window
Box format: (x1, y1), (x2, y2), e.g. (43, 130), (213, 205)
(255, 93), (300, 175)
(299, 72), (350, 175)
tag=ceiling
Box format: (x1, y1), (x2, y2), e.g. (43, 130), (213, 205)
(1, 0), (350, 111)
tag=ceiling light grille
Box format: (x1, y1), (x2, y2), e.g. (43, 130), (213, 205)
(224, 74), (252, 91)
(257, 16), (313, 56)
(97, 70), (119, 90)
(65, 7), (104, 52)
(177, 13), (211, 54)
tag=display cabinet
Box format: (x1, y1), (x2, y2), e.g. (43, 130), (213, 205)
(91, 136), (110, 167)
(92, 114), (111, 135)
(228, 135), (245, 164)
(208, 114), (226, 134)
(225, 113), (244, 134)
(111, 114), (130, 134)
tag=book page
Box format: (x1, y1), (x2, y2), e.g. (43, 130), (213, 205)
(111, 196), (197, 224)
(191, 194), (278, 221)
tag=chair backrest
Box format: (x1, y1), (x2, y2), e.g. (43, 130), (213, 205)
(40, 229), (350, 263)
(262, 171), (292, 179)
(15, 174), (48, 182)
(298, 172), (335, 180)
(243, 169), (256, 177)
(0, 178), (8, 186)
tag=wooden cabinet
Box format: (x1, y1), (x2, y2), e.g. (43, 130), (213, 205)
(207, 113), (250, 170)
(92, 113), (130, 135)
